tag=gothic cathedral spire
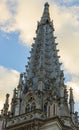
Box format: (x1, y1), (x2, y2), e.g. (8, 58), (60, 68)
(1, 3), (79, 130)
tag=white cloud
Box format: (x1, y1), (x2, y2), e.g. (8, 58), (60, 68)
(0, 66), (19, 110)
(52, 0), (78, 5)
(49, 5), (79, 75)
(0, 0), (11, 23)
(0, 0), (79, 47)
(3, 0), (45, 43)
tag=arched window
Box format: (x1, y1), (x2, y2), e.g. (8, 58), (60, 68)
(44, 103), (47, 113)
(31, 102), (36, 111)
(48, 105), (50, 117)
(25, 104), (30, 113)
(53, 103), (57, 116)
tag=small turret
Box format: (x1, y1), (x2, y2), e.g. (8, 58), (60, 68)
(11, 73), (24, 116)
(3, 94), (10, 117)
(11, 88), (17, 116)
(69, 88), (74, 114)
(18, 73), (24, 88)
(69, 87), (75, 123)
(17, 73), (24, 101)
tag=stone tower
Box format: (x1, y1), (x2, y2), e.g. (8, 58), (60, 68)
(1, 2), (79, 130)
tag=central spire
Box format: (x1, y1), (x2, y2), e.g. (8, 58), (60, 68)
(23, 2), (63, 95)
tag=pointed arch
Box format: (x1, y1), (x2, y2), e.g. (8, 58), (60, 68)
(31, 102), (36, 111)
(25, 104), (30, 113)
(44, 102), (47, 113)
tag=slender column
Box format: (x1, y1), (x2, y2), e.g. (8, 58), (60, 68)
(3, 94), (9, 117)
(69, 88), (74, 114)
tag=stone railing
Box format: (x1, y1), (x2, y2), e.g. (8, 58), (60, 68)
(6, 110), (45, 128)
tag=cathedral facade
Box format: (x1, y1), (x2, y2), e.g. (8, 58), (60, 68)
(0, 2), (79, 130)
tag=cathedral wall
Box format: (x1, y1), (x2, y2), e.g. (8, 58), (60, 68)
(15, 105), (20, 116)
(0, 120), (3, 130)
(41, 121), (62, 130)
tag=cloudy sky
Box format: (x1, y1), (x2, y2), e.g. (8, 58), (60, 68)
(0, 0), (79, 113)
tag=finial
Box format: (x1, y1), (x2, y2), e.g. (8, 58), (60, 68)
(18, 73), (24, 88)
(40, 2), (50, 24)
(6, 93), (9, 98)
(13, 88), (17, 98)
(5, 94), (10, 105)
(69, 88), (74, 100)
(44, 2), (49, 14)
(44, 2), (49, 7)
(20, 73), (23, 78)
